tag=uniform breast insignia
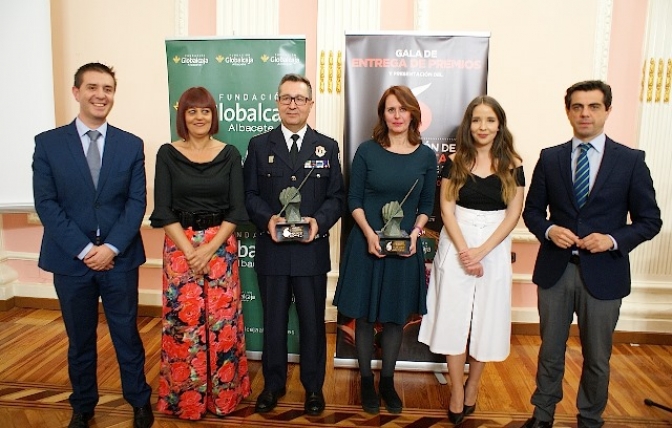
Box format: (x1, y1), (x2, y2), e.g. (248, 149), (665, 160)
(315, 145), (326, 157)
(268, 155), (274, 164)
(304, 160), (330, 169)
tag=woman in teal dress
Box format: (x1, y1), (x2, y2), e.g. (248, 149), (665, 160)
(333, 85), (437, 414)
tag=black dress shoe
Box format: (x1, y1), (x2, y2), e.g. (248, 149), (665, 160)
(520, 417), (554, 428)
(255, 388), (286, 413)
(68, 411), (94, 428)
(448, 409), (464, 425)
(133, 402), (154, 428)
(304, 391), (325, 415)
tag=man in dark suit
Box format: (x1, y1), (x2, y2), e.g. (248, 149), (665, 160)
(32, 63), (153, 428)
(521, 80), (662, 428)
(243, 73), (345, 416)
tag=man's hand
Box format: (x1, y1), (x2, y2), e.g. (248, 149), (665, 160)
(84, 245), (115, 271)
(267, 215), (283, 243)
(302, 217), (318, 243)
(548, 226), (581, 249)
(578, 233), (614, 253)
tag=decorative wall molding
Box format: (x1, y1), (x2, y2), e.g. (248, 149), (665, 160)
(593, 0), (613, 80)
(631, 0), (672, 277)
(174, 0), (188, 37)
(414, 0), (429, 31)
(216, 0), (279, 36)
(316, 0), (380, 271)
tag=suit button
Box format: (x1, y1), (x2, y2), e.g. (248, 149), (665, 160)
(267, 173), (271, 177)
(291, 175), (297, 181)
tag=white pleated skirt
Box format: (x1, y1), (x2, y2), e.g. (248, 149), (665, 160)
(418, 205), (512, 361)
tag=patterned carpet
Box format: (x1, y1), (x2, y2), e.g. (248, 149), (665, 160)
(1, 381), (671, 427)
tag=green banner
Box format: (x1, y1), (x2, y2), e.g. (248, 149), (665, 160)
(165, 38), (306, 355)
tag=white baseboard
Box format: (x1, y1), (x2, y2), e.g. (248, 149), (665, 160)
(2, 258), (671, 333)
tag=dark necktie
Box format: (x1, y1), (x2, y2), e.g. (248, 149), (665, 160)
(86, 130), (101, 188)
(290, 133), (299, 165)
(573, 143), (592, 208)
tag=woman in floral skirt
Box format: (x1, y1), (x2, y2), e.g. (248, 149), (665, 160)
(150, 87), (251, 419)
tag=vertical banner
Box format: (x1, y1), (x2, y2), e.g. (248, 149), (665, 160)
(336, 33), (490, 369)
(165, 38), (305, 357)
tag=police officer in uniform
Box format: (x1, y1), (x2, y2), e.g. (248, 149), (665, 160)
(243, 73), (345, 416)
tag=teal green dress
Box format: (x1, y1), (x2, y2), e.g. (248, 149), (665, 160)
(333, 140), (437, 324)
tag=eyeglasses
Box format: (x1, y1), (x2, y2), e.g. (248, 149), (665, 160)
(278, 95), (310, 106)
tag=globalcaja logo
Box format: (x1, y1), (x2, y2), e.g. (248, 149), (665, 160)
(174, 53), (209, 67)
(217, 53), (254, 66)
(261, 52), (301, 65)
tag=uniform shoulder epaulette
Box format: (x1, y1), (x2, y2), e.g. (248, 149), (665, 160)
(313, 129), (337, 143)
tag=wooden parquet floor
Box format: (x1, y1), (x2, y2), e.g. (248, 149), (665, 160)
(1, 307), (671, 427)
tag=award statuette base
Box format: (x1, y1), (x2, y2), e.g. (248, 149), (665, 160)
(377, 231), (411, 255)
(275, 219), (311, 242)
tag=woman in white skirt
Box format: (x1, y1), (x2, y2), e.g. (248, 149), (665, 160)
(418, 95), (524, 425)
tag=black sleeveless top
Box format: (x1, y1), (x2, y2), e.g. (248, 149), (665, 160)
(441, 158), (525, 211)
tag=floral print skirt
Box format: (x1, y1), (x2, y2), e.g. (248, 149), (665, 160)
(157, 227), (251, 419)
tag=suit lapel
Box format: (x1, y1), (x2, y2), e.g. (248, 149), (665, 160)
(96, 125), (118, 194)
(65, 121), (97, 193)
(269, 127), (292, 168)
(588, 137), (619, 203)
(557, 141), (577, 209)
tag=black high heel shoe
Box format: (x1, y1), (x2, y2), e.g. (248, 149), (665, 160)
(448, 409), (464, 425)
(464, 402), (476, 416)
(463, 383), (476, 416)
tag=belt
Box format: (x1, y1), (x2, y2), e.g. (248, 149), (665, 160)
(173, 210), (225, 231)
(569, 254), (580, 265)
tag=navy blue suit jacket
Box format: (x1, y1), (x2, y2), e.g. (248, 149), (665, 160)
(523, 137), (661, 300)
(243, 125), (345, 276)
(33, 121), (147, 276)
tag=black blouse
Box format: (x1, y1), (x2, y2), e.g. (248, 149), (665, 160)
(441, 157), (525, 211)
(149, 143), (248, 228)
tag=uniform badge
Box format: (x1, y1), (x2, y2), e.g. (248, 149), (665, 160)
(315, 146), (326, 157)
(268, 155), (274, 164)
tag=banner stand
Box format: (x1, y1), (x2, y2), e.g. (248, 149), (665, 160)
(336, 32), (490, 372)
(165, 37), (306, 358)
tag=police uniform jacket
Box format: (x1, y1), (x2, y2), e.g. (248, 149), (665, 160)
(243, 125), (345, 276)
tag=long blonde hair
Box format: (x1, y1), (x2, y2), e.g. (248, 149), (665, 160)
(445, 95), (521, 204)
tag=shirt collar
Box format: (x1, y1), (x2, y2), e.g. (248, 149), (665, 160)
(572, 133), (605, 153)
(281, 125), (307, 143)
(75, 117), (108, 139)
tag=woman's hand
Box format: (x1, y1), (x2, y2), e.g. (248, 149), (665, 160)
(458, 247), (486, 268)
(401, 233), (419, 257)
(365, 230), (385, 258)
(186, 244), (215, 275)
(464, 261), (484, 278)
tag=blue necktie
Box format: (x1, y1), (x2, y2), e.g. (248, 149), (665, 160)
(574, 143), (592, 208)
